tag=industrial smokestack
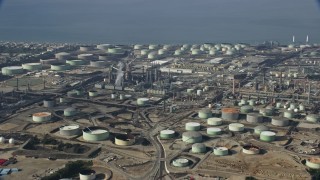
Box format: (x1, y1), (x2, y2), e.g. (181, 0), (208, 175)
(292, 35), (295, 43)
(306, 35), (309, 44)
(232, 78), (235, 94)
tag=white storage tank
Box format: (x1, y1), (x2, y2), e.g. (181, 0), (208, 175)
(207, 127), (222, 136)
(79, 169), (96, 180)
(137, 98), (150, 106)
(185, 122), (201, 131)
(271, 117), (289, 127)
(246, 113), (263, 123)
(182, 131), (202, 143)
(229, 123), (244, 132)
(32, 112), (52, 122)
(207, 117), (223, 126)
(0, 137), (5, 143)
(213, 147), (229, 156)
(9, 138), (15, 144)
(60, 124), (81, 136)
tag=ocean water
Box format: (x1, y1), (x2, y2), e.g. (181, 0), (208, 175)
(0, 0), (319, 44)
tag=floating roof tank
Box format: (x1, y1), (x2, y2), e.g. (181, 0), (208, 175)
(60, 124), (81, 136)
(22, 63), (42, 71)
(50, 63), (70, 71)
(213, 147), (228, 156)
(32, 112), (52, 122)
(172, 158), (189, 167)
(182, 131), (202, 143)
(79, 169), (96, 180)
(82, 127), (109, 141)
(115, 134), (135, 146)
(306, 158), (320, 169)
(66, 59), (85, 66)
(306, 114), (320, 123)
(242, 145), (260, 155)
(185, 122), (201, 131)
(90, 60), (106, 67)
(1, 66), (24, 75)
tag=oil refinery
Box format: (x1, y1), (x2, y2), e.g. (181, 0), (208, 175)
(0, 41), (320, 179)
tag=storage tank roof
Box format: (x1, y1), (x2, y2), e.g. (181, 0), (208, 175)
(33, 112), (51, 117)
(222, 108), (239, 113)
(260, 131), (276, 136)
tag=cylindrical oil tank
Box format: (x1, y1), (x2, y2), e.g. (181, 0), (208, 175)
(22, 63), (42, 71)
(66, 59), (85, 66)
(240, 99), (248, 105)
(276, 102), (282, 108)
(289, 103), (296, 110)
(141, 49), (150, 56)
(191, 49), (201, 55)
(192, 143), (206, 153)
(242, 145), (260, 155)
(32, 112), (52, 122)
(88, 90), (98, 97)
(55, 52), (70, 60)
(43, 99), (55, 108)
(119, 94), (125, 100)
(260, 131), (276, 142)
(213, 147), (229, 156)
(306, 114), (320, 123)
(187, 88), (194, 94)
(185, 122), (201, 131)
(78, 54), (93, 60)
(174, 50), (182, 56)
(246, 113), (263, 123)
(98, 55), (108, 60)
(221, 108), (239, 120)
(241, 105), (253, 113)
(97, 44), (111, 50)
(158, 49), (167, 55)
(59, 97), (69, 103)
(59, 124), (81, 136)
(163, 44), (173, 50)
(0, 137), (5, 143)
(271, 117), (289, 126)
(108, 48), (124, 54)
(172, 158), (189, 167)
(1, 66), (24, 75)
(207, 117), (223, 126)
(160, 130), (175, 139)
(249, 99), (255, 106)
(79, 169), (96, 180)
(148, 52), (158, 59)
(149, 44), (159, 50)
(50, 63), (69, 71)
(196, 90), (202, 96)
(79, 46), (92, 51)
(182, 131), (202, 143)
(90, 60), (106, 67)
(207, 127), (222, 136)
(198, 109), (212, 119)
(137, 98), (149, 106)
(259, 108), (273, 116)
(134, 44), (143, 50)
(229, 123), (245, 132)
(254, 125), (269, 134)
(306, 158), (320, 169)
(283, 110), (296, 119)
(299, 104), (305, 111)
(9, 138), (15, 144)
(75, 89), (83, 96)
(82, 127), (109, 141)
(40, 58), (60, 65)
(111, 94), (116, 99)
(64, 107), (77, 117)
(67, 90), (78, 97)
(115, 134), (135, 146)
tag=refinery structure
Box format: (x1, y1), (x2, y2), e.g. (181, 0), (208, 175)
(0, 40), (320, 179)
